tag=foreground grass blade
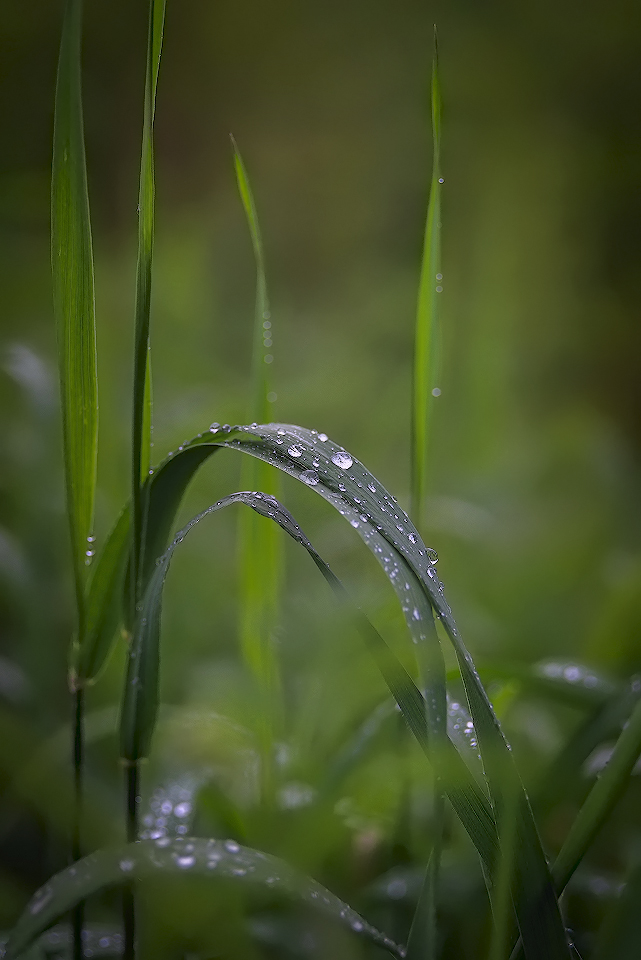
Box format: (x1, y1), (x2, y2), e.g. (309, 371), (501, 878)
(232, 139), (283, 770)
(52, 0), (97, 622)
(71, 506), (130, 687)
(119, 485), (498, 870)
(131, 0), (165, 609)
(552, 694), (641, 891)
(411, 34), (441, 529)
(4, 838), (404, 960)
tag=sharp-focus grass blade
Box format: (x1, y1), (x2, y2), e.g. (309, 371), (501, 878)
(552, 694), (641, 892)
(593, 859), (641, 960)
(232, 139), (283, 763)
(4, 838), (404, 960)
(52, 0), (98, 621)
(119, 482), (498, 872)
(131, 0), (165, 610)
(71, 506), (130, 686)
(411, 33), (441, 529)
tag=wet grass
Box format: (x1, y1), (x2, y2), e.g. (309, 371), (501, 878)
(2, 2), (641, 960)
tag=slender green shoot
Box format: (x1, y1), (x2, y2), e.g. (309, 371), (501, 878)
(411, 30), (442, 529)
(51, 1), (97, 957)
(232, 137), (283, 797)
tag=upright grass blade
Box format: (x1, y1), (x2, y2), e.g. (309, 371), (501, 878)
(552, 694), (641, 891)
(52, 0), (98, 624)
(52, 4), (97, 957)
(4, 838), (404, 960)
(131, 0), (165, 614)
(411, 32), (442, 529)
(232, 139), (283, 788)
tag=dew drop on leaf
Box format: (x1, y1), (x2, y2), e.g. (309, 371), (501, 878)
(300, 469), (319, 486)
(331, 451), (353, 469)
(225, 839), (240, 853)
(288, 444), (303, 458)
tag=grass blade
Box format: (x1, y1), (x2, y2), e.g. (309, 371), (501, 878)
(71, 506), (130, 687)
(411, 31), (441, 529)
(4, 838), (404, 960)
(232, 139), (283, 783)
(52, 0), (97, 629)
(131, 0), (165, 611)
(552, 694), (641, 891)
(119, 481), (498, 871)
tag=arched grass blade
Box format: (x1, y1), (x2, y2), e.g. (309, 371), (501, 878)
(131, 0), (166, 610)
(119, 485), (498, 871)
(4, 838), (404, 960)
(71, 506), (130, 687)
(52, 0), (97, 621)
(411, 31), (442, 528)
(232, 138), (283, 776)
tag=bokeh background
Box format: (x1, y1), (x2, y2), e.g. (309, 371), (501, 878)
(1, 0), (641, 956)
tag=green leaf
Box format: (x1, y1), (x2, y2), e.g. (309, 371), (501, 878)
(4, 838), (404, 960)
(131, 0), (166, 610)
(71, 506), (130, 686)
(552, 693), (641, 892)
(411, 32), (441, 528)
(232, 139), (283, 760)
(51, 0), (98, 625)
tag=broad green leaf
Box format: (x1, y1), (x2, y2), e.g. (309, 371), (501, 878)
(232, 139), (283, 764)
(411, 34), (441, 528)
(4, 838), (404, 960)
(71, 506), (130, 686)
(51, 0), (97, 621)
(131, 0), (166, 609)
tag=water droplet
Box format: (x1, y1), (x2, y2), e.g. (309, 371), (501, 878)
(155, 836), (171, 847)
(350, 520), (359, 528)
(408, 532), (417, 544)
(263, 319), (271, 329)
(264, 354), (273, 364)
(438, 177), (444, 183)
(288, 444), (303, 458)
(263, 311), (271, 320)
(176, 855), (195, 869)
(426, 547), (438, 563)
(267, 391), (277, 402)
(119, 859), (134, 872)
(431, 387), (441, 397)
(300, 469), (320, 486)
(209, 423), (220, 433)
(351, 920), (364, 932)
(225, 839), (240, 853)
(87, 535), (96, 543)
(412, 608), (420, 620)
(263, 338), (272, 347)
(436, 285), (443, 293)
(30, 887), (52, 915)
(367, 483), (376, 493)
(174, 801), (191, 818)
(338, 483), (346, 492)
(332, 451), (353, 470)
(318, 433), (328, 442)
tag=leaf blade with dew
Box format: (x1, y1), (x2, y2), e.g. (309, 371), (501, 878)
(51, 0), (98, 623)
(130, 0), (166, 611)
(232, 138), (283, 764)
(4, 838), (404, 960)
(411, 30), (442, 528)
(119, 483), (498, 872)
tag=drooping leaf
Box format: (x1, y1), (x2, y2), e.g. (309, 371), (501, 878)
(51, 0), (98, 623)
(119, 486), (498, 868)
(4, 837), (404, 960)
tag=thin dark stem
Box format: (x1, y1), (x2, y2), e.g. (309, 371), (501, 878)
(123, 762), (140, 960)
(72, 686), (84, 960)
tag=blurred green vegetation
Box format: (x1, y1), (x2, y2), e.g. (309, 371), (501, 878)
(1, 1), (641, 957)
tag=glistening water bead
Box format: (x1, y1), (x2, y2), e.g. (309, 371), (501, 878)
(331, 451), (353, 469)
(300, 469), (319, 486)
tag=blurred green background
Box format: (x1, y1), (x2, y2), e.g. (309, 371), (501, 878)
(1, 0), (641, 955)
